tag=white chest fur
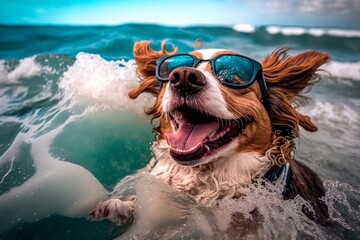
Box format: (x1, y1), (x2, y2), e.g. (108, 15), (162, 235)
(148, 141), (272, 206)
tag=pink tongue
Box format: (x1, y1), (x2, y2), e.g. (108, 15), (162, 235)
(166, 121), (219, 150)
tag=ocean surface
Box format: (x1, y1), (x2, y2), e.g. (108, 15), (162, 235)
(0, 23), (359, 239)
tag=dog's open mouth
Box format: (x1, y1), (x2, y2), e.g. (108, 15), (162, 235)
(165, 106), (250, 165)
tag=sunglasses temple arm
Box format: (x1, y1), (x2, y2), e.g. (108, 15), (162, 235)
(257, 71), (273, 123)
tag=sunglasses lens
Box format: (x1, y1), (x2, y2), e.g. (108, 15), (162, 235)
(214, 56), (254, 86)
(159, 55), (194, 79)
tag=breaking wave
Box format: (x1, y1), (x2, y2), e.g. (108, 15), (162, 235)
(233, 24), (360, 38)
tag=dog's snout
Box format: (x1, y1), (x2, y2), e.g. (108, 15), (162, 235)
(169, 67), (206, 94)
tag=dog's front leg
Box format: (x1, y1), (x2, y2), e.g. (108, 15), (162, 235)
(89, 196), (136, 225)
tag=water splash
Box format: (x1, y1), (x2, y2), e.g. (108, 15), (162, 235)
(0, 56), (57, 83)
(323, 180), (360, 231)
(115, 175), (358, 239)
(58, 52), (153, 114)
(0, 114), (108, 232)
(0, 53), (152, 232)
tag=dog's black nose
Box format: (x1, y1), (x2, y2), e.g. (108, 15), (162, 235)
(169, 67), (206, 94)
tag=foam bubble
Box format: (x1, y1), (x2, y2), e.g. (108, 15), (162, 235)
(322, 61), (360, 80)
(232, 24), (256, 33)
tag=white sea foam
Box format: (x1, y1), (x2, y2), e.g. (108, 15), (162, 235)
(303, 100), (359, 128)
(232, 24), (360, 38)
(118, 175), (353, 239)
(327, 29), (360, 38)
(58, 52), (152, 112)
(322, 61), (360, 80)
(299, 100), (360, 154)
(299, 98), (360, 156)
(265, 26), (360, 38)
(0, 56), (43, 83)
(266, 26), (306, 36)
(0, 60), (7, 80)
(308, 28), (326, 36)
(0, 53), (153, 232)
(232, 24), (256, 33)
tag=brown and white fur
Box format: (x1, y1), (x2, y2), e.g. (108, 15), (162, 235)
(89, 41), (331, 225)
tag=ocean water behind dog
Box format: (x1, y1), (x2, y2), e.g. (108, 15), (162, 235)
(0, 24), (359, 239)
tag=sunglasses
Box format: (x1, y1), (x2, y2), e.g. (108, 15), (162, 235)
(155, 53), (268, 94)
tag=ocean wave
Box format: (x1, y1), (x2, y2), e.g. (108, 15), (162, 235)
(58, 52), (152, 111)
(232, 24), (256, 33)
(266, 26), (360, 38)
(299, 99), (360, 158)
(306, 100), (359, 127)
(0, 56), (43, 83)
(301, 99), (360, 146)
(266, 26), (306, 36)
(232, 24), (360, 38)
(322, 61), (360, 80)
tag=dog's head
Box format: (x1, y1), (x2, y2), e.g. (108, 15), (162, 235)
(129, 41), (329, 167)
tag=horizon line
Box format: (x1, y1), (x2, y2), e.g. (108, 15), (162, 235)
(0, 22), (359, 30)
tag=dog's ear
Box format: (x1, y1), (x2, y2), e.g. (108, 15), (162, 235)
(262, 48), (329, 164)
(128, 41), (177, 99)
(262, 48), (329, 134)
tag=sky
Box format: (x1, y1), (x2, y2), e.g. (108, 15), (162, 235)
(0, 0), (359, 28)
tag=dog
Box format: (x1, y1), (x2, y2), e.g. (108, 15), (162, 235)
(89, 41), (332, 227)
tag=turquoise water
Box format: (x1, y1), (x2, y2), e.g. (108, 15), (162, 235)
(0, 24), (359, 239)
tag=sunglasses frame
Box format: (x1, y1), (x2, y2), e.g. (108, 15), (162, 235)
(155, 53), (265, 89)
(155, 53), (269, 108)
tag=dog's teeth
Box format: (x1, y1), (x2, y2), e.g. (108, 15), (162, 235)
(206, 122), (234, 142)
(208, 130), (217, 139)
(174, 142), (202, 153)
(211, 134), (217, 141)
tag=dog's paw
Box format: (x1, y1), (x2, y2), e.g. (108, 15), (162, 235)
(89, 198), (136, 224)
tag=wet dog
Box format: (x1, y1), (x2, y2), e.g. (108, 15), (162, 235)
(90, 41), (331, 226)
